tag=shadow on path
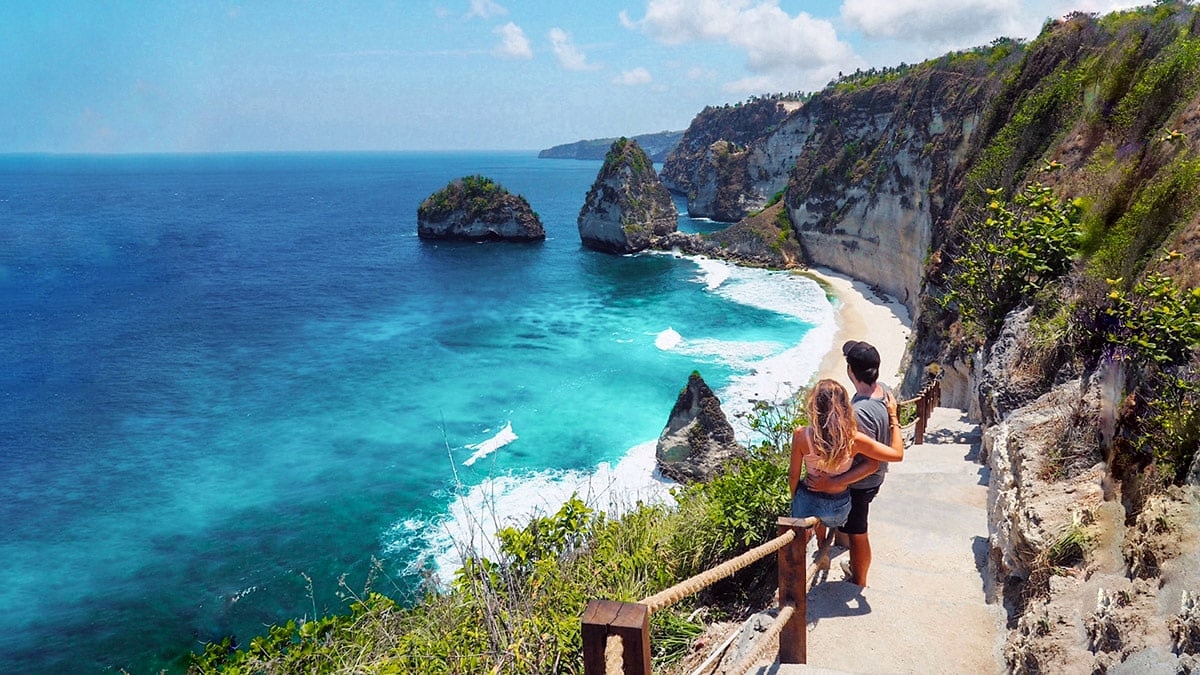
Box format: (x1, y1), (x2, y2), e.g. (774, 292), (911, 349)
(806, 576), (872, 624)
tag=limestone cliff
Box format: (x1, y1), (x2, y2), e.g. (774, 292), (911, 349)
(661, 97), (803, 222)
(656, 371), (746, 483)
(417, 175), (544, 242)
(577, 138), (677, 254)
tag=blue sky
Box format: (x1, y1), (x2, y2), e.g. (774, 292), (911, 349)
(0, 0), (1145, 153)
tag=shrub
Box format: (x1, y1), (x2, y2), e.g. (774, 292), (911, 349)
(941, 183), (1083, 339)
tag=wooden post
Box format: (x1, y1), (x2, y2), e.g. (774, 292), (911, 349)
(915, 395), (927, 445)
(582, 599), (650, 675)
(776, 517), (810, 664)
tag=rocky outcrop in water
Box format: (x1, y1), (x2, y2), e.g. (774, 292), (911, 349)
(577, 138), (677, 254)
(656, 371), (745, 483)
(417, 175), (544, 242)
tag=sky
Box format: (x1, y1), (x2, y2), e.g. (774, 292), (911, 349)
(0, 0), (1149, 154)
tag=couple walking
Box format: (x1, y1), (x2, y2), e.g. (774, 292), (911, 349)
(788, 340), (899, 587)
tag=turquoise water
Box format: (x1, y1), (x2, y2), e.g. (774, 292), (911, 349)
(0, 152), (834, 672)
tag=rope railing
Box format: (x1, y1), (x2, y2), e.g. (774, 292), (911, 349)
(641, 520), (812, 614)
(899, 377), (941, 445)
(582, 517), (816, 675)
(730, 603), (796, 675)
(582, 378), (945, 675)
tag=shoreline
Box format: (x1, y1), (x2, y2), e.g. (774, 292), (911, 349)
(803, 267), (912, 389)
(425, 262), (911, 584)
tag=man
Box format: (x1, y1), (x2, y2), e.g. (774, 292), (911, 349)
(807, 340), (892, 586)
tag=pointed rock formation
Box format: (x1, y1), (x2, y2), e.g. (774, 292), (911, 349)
(656, 371), (746, 483)
(418, 175), (545, 242)
(577, 138), (677, 254)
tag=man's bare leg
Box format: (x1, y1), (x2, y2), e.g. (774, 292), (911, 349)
(846, 532), (871, 586)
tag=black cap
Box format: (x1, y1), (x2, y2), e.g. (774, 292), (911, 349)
(842, 340), (880, 371)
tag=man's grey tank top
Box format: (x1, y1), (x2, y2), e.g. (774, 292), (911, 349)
(848, 385), (891, 490)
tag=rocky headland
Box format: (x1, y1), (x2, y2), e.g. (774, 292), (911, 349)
(539, 130), (683, 162)
(417, 175), (544, 242)
(577, 138), (678, 254)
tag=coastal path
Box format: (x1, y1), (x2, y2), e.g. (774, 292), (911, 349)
(737, 405), (1006, 673)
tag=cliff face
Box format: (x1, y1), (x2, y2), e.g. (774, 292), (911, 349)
(785, 68), (999, 314)
(661, 98), (802, 221)
(664, 64), (1007, 308)
(578, 138), (678, 254)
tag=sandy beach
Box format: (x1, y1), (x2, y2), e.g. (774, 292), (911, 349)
(805, 267), (912, 389)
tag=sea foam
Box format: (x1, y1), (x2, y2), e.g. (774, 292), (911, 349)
(654, 327), (682, 350)
(462, 422), (517, 467)
(391, 440), (675, 584)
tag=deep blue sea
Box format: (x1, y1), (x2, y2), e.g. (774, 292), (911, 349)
(0, 152), (835, 673)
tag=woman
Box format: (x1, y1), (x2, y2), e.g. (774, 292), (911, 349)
(789, 378), (904, 570)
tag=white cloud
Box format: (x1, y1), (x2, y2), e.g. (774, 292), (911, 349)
(548, 27), (599, 71)
(493, 22), (532, 59)
(841, 0), (1021, 44)
(613, 67), (653, 86)
(623, 0), (859, 90)
(840, 0), (1149, 52)
(466, 0), (507, 20)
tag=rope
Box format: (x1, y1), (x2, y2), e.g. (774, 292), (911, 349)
(806, 559), (821, 589)
(641, 528), (803, 614)
(604, 633), (623, 675)
(728, 603), (796, 675)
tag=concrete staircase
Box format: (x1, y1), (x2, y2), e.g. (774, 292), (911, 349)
(739, 407), (1006, 674)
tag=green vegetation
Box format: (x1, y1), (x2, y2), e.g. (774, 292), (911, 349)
(192, 392), (806, 673)
(1084, 156), (1200, 282)
(602, 137), (653, 178)
(1103, 253), (1200, 484)
(941, 183), (1083, 339)
(418, 175), (526, 223)
(1105, 251), (1200, 367)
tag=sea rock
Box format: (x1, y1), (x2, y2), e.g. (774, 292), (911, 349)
(417, 175), (544, 242)
(656, 371), (746, 483)
(577, 138), (677, 254)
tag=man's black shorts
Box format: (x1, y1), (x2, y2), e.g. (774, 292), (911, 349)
(841, 486), (880, 535)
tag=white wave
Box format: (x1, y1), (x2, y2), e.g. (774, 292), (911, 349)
(387, 440), (676, 586)
(691, 256), (731, 290)
(718, 317), (835, 443)
(462, 422), (517, 467)
(672, 336), (777, 370)
(654, 251), (830, 324)
(654, 327), (682, 350)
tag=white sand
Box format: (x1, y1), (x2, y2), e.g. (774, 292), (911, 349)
(805, 267), (912, 389)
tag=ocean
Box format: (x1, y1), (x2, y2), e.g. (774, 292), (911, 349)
(0, 151), (836, 673)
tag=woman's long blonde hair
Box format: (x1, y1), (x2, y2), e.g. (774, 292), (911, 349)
(806, 379), (858, 469)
